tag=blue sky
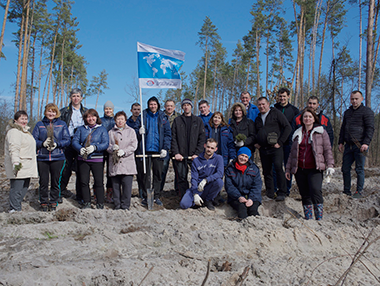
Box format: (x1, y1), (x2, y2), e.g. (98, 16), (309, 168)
(0, 0), (361, 116)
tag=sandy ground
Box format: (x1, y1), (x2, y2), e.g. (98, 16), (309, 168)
(0, 160), (379, 286)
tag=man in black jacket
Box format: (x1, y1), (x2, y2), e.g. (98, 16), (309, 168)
(274, 88), (299, 195)
(254, 97), (291, 201)
(338, 90), (374, 198)
(59, 88), (87, 203)
(171, 98), (205, 197)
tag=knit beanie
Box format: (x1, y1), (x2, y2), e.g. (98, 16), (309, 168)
(181, 98), (193, 108)
(147, 96), (161, 110)
(237, 147), (251, 159)
(104, 100), (114, 110)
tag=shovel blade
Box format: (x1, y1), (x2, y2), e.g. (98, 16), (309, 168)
(147, 188), (154, 210)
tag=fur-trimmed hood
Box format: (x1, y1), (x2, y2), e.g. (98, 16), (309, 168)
(6, 119), (31, 134)
(292, 125), (324, 144)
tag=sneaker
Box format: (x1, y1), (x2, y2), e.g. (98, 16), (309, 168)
(154, 198), (163, 206)
(275, 195), (286, 202)
(266, 193), (276, 200)
(57, 197), (63, 204)
(96, 203), (104, 209)
(82, 202), (91, 209)
(352, 192), (363, 199)
(204, 200), (215, 211)
(41, 204), (48, 212)
(141, 199), (147, 206)
(343, 191), (352, 196)
(50, 204), (57, 211)
(8, 209), (17, 213)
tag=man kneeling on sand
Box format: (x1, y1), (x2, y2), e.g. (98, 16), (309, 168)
(180, 138), (224, 210)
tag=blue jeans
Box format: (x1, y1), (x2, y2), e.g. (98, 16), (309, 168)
(341, 144), (366, 195)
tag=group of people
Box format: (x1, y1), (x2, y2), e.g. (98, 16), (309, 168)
(4, 87), (374, 222)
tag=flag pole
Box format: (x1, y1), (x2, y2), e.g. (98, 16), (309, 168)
(139, 86), (146, 174)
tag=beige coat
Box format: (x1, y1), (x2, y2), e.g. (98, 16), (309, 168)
(4, 120), (38, 179)
(107, 125), (138, 176)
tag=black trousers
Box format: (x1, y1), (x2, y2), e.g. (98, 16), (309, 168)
(259, 147), (287, 197)
(229, 200), (260, 219)
(112, 175), (133, 210)
(78, 160), (104, 204)
(60, 144), (81, 199)
(174, 158), (192, 197)
(294, 168), (323, 205)
(103, 152), (112, 189)
(136, 154), (163, 199)
(38, 160), (65, 205)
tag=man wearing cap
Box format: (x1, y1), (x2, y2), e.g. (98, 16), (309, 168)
(136, 96), (171, 206)
(180, 138), (224, 210)
(171, 98), (206, 197)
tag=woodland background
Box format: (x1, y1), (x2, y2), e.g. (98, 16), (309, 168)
(0, 0), (380, 165)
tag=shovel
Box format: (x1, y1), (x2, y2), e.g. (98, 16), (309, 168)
(136, 154), (160, 210)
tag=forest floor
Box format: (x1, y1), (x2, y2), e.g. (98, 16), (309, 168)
(0, 159), (379, 285)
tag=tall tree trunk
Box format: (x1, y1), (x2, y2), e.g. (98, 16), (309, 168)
(212, 58), (217, 112)
(29, 34), (36, 119)
(265, 36), (269, 95)
(0, 0), (11, 63)
(37, 40), (44, 119)
(317, 5), (329, 92)
(95, 89), (100, 109)
(46, 19), (60, 105)
(20, 0), (32, 111)
(60, 37), (65, 107)
(194, 80), (200, 115)
(366, 0), (375, 108)
(202, 36), (209, 100)
(14, 7), (25, 113)
(255, 30), (260, 98)
(245, 60), (250, 91)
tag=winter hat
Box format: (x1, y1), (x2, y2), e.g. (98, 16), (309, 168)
(104, 100), (114, 110)
(181, 98), (193, 108)
(237, 147), (251, 159)
(147, 96), (161, 110)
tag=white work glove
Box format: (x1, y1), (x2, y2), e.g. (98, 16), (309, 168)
(326, 168), (335, 176)
(80, 148), (86, 156)
(86, 145), (96, 155)
(47, 142), (57, 151)
(198, 178), (207, 192)
(43, 138), (52, 148)
(139, 126), (145, 135)
(117, 150), (125, 157)
(235, 140), (244, 147)
(113, 144), (119, 151)
(193, 194), (204, 206)
(160, 149), (167, 158)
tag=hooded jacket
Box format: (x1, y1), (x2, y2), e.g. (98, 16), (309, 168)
(190, 151), (224, 195)
(107, 125), (138, 176)
(135, 109), (171, 158)
(72, 124), (109, 160)
(246, 102), (260, 122)
(205, 124), (236, 166)
(5, 120), (38, 179)
(32, 117), (71, 161)
(274, 102), (299, 144)
(225, 159), (262, 203)
(100, 115), (115, 132)
(286, 126), (334, 175)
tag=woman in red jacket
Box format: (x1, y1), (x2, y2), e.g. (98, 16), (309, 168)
(285, 108), (334, 220)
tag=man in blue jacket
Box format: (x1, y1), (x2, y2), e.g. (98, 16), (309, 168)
(180, 138), (224, 210)
(241, 91), (259, 122)
(198, 99), (213, 126)
(136, 97), (171, 206)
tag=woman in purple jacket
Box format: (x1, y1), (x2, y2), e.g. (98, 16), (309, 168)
(32, 103), (70, 211)
(107, 111), (138, 210)
(285, 108), (334, 220)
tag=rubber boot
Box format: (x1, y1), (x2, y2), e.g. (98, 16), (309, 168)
(303, 205), (313, 220)
(313, 204), (323, 220)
